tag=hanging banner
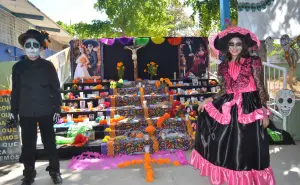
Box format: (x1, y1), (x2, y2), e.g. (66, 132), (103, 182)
(0, 95), (21, 164)
(135, 37), (150, 46)
(168, 37), (182, 46)
(116, 37), (133, 45)
(70, 39), (102, 79)
(178, 37), (209, 79)
(151, 37), (165, 44)
(99, 38), (115, 46)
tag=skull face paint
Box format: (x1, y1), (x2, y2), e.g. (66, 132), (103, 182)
(275, 89), (296, 117)
(228, 37), (243, 57)
(24, 38), (41, 58)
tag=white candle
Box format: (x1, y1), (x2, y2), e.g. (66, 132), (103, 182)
(183, 67), (186, 76)
(185, 114), (189, 121)
(80, 92), (84, 98)
(174, 72), (176, 80)
(143, 100), (147, 107)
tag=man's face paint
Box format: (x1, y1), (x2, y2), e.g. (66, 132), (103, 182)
(88, 44), (93, 52)
(228, 37), (243, 57)
(24, 38), (41, 58)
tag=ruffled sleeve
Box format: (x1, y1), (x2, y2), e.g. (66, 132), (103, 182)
(212, 63), (227, 100)
(251, 57), (269, 106)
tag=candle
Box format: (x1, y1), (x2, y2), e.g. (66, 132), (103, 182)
(174, 72), (176, 80)
(143, 100), (147, 107)
(80, 92), (84, 98)
(183, 67), (186, 76)
(185, 114), (189, 121)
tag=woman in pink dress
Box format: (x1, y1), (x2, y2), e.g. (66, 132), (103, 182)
(190, 26), (276, 185)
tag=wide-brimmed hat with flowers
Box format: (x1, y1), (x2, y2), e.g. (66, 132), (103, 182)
(210, 20), (260, 53)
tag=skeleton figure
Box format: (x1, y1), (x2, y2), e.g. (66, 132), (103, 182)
(275, 89), (296, 117)
(280, 34), (292, 52)
(265, 36), (274, 52)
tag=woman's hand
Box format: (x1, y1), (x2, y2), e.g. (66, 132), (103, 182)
(198, 97), (213, 112)
(261, 117), (269, 128)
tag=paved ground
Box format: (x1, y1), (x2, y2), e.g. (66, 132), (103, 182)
(1, 143), (300, 185)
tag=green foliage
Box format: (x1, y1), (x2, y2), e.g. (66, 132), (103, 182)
(56, 21), (76, 36)
(184, 0), (238, 37)
(167, 2), (195, 36)
(57, 20), (111, 39)
(94, 0), (176, 37)
(267, 43), (285, 60)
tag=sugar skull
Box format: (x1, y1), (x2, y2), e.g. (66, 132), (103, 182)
(266, 0), (272, 6)
(275, 89), (296, 117)
(245, 3), (251, 12)
(280, 34), (291, 52)
(265, 36), (274, 51)
(256, 2), (262, 11)
(251, 3), (257, 12)
(261, 1), (267, 10)
(238, 3), (244, 11)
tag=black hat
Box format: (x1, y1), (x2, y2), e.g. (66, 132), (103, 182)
(18, 29), (46, 48)
(83, 40), (99, 48)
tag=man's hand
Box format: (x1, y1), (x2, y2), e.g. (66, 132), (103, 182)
(6, 113), (18, 128)
(53, 113), (60, 125)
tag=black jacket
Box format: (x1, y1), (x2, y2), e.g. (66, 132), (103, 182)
(10, 57), (62, 117)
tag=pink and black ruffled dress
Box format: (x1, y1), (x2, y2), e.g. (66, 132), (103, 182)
(190, 57), (276, 185)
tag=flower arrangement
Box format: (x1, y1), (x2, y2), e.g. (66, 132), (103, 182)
(117, 152), (181, 182)
(159, 78), (173, 88)
(170, 101), (186, 117)
(117, 62), (125, 80)
(144, 61), (158, 80)
(145, 125), (156, 136)
(156, 113), (170, 128)
(110, 79), (123, 89)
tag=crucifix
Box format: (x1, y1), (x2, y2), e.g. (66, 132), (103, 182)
(124, 38), (144, 81)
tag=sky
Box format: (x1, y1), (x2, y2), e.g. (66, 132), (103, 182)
(29, 0), (194, 24)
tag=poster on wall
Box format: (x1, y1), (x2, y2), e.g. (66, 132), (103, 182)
(69, 39), (102, 79)
(0, 95), (21, 163)
(179, 37), (209, 79)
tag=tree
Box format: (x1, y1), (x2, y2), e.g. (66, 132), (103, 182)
(57, 20), (111, 39)
(167, 2), (196, 36)
(56, 21), (76, 36)
(184, 0), (238, 37)
(94, 0), (176, 37)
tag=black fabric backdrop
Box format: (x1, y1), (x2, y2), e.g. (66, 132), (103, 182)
(103, 39), (179, 80)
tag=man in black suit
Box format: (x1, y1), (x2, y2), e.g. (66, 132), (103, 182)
(6, 29), (62, 185)
(183, 38), (196, 71)
(83, 40), (99, 76)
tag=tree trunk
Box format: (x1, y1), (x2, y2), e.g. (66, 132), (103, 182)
(288, 65), (296, 91)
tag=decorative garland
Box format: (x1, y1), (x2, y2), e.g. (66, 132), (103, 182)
(238, 0), (274, 12)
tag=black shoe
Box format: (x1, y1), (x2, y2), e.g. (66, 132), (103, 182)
(50, 172), (63, 184)
(21, 178), (34, 185)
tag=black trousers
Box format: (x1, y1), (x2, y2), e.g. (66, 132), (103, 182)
(19, 114), (60, 175)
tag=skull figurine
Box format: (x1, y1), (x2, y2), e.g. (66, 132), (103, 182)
(265, 36), (274, 52)
(280, 34), (291, 52)
(275, 89), (296, 117)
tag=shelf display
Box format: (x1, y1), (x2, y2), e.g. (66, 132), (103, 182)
(37, 79), (216, 159)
